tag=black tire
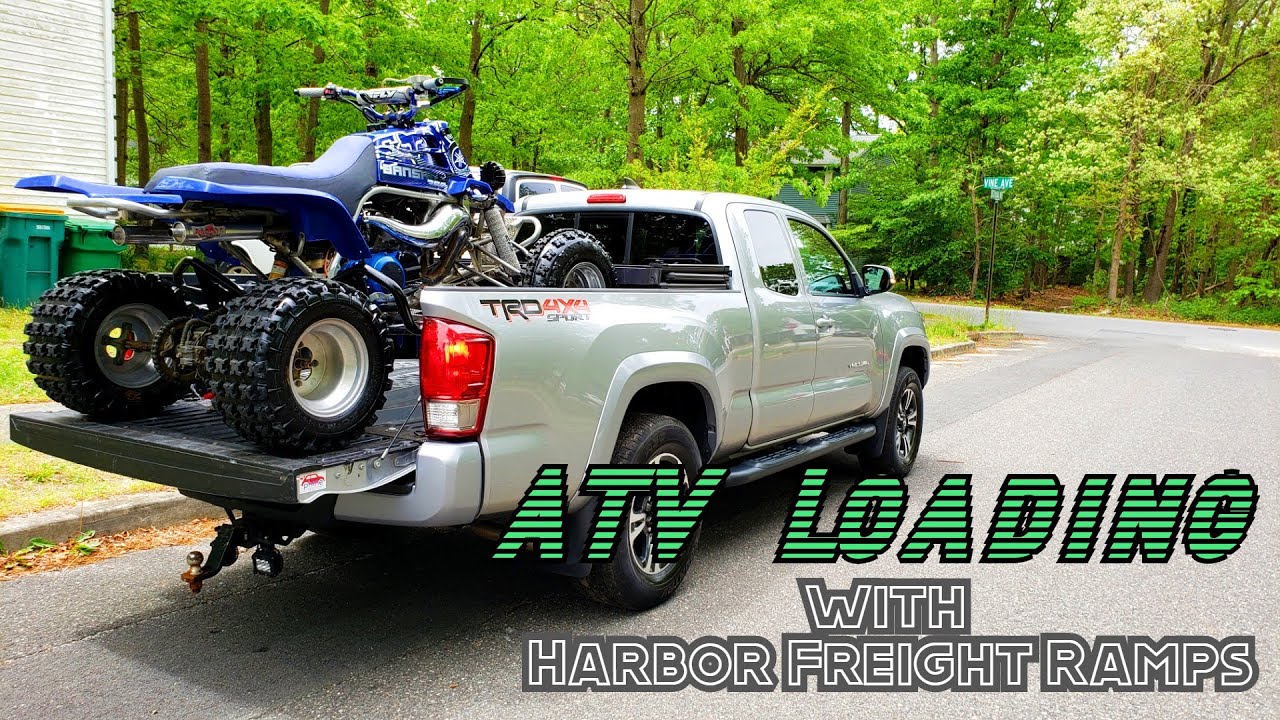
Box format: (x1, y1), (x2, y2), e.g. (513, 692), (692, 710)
(24, 270), (189, 418)
(858, 366), (923, 477)
(529, 229), (614, 288)
(203, 278), (393, 453)
(578, 413), (702, 610)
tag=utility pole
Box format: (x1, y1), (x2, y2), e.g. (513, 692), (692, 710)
(981, 176), (1014, 326)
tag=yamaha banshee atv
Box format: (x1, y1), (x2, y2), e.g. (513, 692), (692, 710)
(17, 73), (613, 453)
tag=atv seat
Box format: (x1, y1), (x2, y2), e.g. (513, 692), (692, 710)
(146, 135), (377, 215)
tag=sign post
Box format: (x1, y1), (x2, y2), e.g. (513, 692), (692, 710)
(981, 176), (1014, 325)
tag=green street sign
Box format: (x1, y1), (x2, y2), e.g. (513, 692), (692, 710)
(983, 176), (1014, 191)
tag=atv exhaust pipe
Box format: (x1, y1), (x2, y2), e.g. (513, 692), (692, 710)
(68, 196), (186, 220)
(112, 222), (264, 246)
(364, 204), (468, 248)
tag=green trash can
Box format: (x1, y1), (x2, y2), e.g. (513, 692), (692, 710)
(62, 216), (125, 275)
(0, 205), (66, 307)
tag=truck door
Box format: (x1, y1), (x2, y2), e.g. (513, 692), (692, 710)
(732, 205), (817, 445)
(785, 216), (877, 425)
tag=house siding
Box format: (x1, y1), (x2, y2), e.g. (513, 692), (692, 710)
(0, 0), (114, 208)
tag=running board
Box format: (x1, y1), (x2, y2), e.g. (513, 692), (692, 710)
(724, 422), (876, 487)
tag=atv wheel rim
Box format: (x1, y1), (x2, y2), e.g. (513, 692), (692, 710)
(95, 304), (168, 388)
(627, 451), (684, 579)
(564, 261), (607, 288)
(896, 386), (919, 463)
(289, 318), (370, 420)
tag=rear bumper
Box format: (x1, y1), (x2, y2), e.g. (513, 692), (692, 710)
(333, 441), (484, 527)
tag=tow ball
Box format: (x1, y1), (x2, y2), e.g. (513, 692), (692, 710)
(181, 514), (302, 592)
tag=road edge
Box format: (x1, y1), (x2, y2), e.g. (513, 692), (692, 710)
(0, 491), (221, 554)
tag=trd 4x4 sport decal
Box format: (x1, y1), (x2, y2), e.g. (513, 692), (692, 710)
(480, 298), (591, 322)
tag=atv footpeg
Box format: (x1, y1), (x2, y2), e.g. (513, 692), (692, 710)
(180, 515), (300, 592)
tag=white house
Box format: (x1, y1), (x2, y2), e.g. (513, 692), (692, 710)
(0, 0), (115, 208)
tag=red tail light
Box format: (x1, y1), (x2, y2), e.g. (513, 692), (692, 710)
(587, 192), (627, 204)
(420, 318), (495, 440)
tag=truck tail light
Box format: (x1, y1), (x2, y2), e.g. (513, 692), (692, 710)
(420, 318), (494, 440)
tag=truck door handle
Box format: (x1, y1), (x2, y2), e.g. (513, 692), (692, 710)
(816, 317), (835, 332)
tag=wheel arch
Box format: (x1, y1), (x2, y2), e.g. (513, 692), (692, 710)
(586, 352), (720, 472)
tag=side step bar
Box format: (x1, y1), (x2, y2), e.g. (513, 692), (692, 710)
(724, 422), (876, 487)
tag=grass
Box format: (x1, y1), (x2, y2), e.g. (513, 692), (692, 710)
(923, 313), (1006, 346)
(0, 307), (43, 405)
(0, 442), (159, 521)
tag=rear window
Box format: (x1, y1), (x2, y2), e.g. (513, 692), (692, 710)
(517, 210), (719, 265)
(630, 213), (718, 264)
(517, 180), (558, 198)
(578, 213), (630, 261)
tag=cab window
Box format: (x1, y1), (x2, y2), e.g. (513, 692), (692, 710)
(743, 210), (799, 296)
(788, 218), (856, 296)
(517, 180), (558, 198)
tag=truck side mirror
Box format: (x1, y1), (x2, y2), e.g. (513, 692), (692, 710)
(862, 265), (896, 295)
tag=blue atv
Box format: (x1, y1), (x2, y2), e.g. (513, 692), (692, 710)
(17, 74), (614, 452)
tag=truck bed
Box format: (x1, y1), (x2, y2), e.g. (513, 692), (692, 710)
(9, 363), (424, 504)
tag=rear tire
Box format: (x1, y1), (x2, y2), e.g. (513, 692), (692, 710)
(858, 366), (923, 477)
(24, 270), (189, 418)
(577, 413), (702, 610)
(529, 229), (614, 288)
(203, 278), (393, 453)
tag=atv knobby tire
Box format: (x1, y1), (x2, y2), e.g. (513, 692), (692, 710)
(25, 270), (189, 418)
(204, 278), (393, 453)
(528, 229), (614, 288)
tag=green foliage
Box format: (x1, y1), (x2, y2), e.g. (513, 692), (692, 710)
(101, 0), (1280, 318)
(122, 247), (196, 273)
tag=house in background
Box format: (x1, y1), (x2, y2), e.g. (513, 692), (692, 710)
(774, 133), (880, 227)
(0, 0), (115, 208)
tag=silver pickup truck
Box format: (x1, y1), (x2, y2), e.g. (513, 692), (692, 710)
(11, 189), (929, 608)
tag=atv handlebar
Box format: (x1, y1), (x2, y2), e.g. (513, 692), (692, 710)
(294, 76), (469, 129)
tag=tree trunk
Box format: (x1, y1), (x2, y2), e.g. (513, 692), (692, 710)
(731, 17), (747, 166)
(217, 40), (232, 162)
(194, 19), (212, 163)
(625, 0), (648, 164)
(255, 89), (273, 164)
(837, 100), (851, 226)
(254, 19), (273, 166)
(459, 9), (484, 160)
(114, 76), (129, 185)
(300, 0), (330, 162)
(968, 182), (982, 296)
(1142, 188), (1180, 302)
(127, 11), (150, 184)
(364, 0), (379, 81)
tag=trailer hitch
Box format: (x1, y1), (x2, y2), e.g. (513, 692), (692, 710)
(181, 514), (302, 592)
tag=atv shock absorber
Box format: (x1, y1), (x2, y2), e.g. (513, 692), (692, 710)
(484, 206), (520, 269)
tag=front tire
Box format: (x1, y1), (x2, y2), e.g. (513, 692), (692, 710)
(577, 413), (702, 610)
(858, 366), (923, 477)
(203, 278), (393, 453)
(24, 270), (189, 418)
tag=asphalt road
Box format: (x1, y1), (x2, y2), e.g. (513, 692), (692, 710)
(1, 306), (1277, 719)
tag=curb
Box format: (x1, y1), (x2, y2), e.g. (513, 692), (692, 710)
(0, 491), (221, 554)
(967, 330), (1024, 342)
(931, 340), (977, 358)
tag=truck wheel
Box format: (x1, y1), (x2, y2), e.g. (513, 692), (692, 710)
(204, 278), (393, 453)
(859, 366), (923, 477)
(24, 270), (189, 418)
(529, 229), (614, 288)
(578, 413), (702, 610)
